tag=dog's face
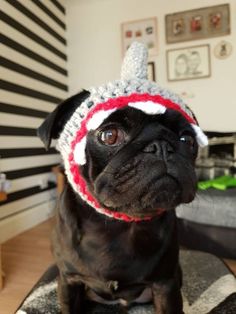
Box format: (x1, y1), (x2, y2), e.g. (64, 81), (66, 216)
(38, 91), (198, 219)
(81, 107), (198, 218)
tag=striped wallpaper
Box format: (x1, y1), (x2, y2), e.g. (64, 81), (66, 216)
(0, 0), (67, 235)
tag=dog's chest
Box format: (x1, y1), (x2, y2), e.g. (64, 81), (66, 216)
(78, 220), (165, 284)
(60, 213), (176, 303)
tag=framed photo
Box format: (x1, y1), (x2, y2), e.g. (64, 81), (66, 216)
(165, 4), (230, 44)
(214, 40), (233, 59)
(166, 45), (211, 81)
(147, 62), (156, 81)
(121, 17), (158, 56)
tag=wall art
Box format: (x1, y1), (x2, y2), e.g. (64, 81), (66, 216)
(121, 17), (158, 56)
(166, 45), (211, 81)
(166, 4), (230, 44)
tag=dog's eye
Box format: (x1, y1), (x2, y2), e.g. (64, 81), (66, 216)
(180, 134), (195, 148)
(99, 128), (125, 146)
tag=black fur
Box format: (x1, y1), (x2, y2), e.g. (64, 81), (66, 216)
(38, 91), (198, 313)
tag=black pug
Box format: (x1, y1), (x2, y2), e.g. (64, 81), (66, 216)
(38, 90), (199, 314)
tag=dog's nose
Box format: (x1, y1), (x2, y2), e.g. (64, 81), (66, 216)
(143, 141), (174, 155)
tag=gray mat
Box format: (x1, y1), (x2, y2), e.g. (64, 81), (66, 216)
(16, 250), (236, 314)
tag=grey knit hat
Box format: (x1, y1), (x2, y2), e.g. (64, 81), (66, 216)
(57, 42), (208, 221)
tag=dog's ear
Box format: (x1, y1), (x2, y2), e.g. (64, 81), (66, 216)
(37, 90), (90, 150)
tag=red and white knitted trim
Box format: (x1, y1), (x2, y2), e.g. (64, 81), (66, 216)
(66, 93), (207, 222)
(73, 93), (204, 165)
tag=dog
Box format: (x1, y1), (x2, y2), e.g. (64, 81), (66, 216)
(38, 43), (207, 314)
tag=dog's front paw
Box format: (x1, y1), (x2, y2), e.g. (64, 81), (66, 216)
(152, 280), (183, 314)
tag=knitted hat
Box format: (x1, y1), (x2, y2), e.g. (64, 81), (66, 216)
(57, 42), (208, 222)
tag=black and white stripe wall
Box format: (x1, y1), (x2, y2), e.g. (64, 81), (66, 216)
(0, 0), (67, 242)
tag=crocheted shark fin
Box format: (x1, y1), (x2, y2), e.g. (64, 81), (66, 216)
(121, 42), (148, 81)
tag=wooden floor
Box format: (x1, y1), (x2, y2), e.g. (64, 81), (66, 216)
(224, 258), (236, 275)
(0, 219), (54, 314)
(0, 219), (235, 314)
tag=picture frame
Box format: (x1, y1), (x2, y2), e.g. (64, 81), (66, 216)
(147, 62), (156, 81)
(214, 40), (233, 59)
(121, 17), (158, 56)
(165, 4), (230, 44)
(166, 44), (211, 82)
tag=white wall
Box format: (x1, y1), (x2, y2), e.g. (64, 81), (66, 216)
(66, 0), (236, 132)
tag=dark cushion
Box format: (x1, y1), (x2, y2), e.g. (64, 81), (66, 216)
(176, 188), (236, 259)
(178, 218), (236, 259)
